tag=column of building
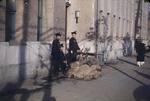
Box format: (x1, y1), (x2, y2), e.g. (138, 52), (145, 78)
(110, 0), (115, 38)
(5, 0), (16, 42)
(141, 1), (149, 40)
(116, 0), (120, 38)
(126, 0), (129, 35)
(16, 0), (39, 43)
(145, 3), (149, 40)
(128, 0), (132, 37)
(130, 0), (134, 37)
(118, 0), (123, 38)
(119, 0), (123, 38)
(0, 0), (5, 41)
(106, 0), (111, 37)
(42, 0), (54, 41)
(98, 0), (105, 37)
(104, 0), (110, 38)
(131, 0), (136, 39)
(124, 0), (128, 37)
(113, 0), (117, 39)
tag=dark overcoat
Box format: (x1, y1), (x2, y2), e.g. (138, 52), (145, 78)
(68, 37), (80, 62)
(135, 41), (146, 61)
(69, 37), (80, 52)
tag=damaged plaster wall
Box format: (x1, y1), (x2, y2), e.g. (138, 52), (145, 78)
(0, 42), (51, 91)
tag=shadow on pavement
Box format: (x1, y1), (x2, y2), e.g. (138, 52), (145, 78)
(0, 79), (56, 101)
(118, 58), (137, 67)
(134, 70), (150, 80)
(133, 85), (150, 101)
(145, 55), (150, 59)
(109, 65), (150, 101)
(108, 65), (146, 86)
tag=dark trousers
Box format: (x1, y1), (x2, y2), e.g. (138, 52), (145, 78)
(51, 60), (60, 77)
(137, 53), (145, 62)
(67, 51), (78, 64)
(51, 60), (68, 77)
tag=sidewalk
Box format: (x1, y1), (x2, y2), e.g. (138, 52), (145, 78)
(0, 53), (150, 101)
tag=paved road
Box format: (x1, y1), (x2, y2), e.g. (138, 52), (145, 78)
(0, 54), (150, 101)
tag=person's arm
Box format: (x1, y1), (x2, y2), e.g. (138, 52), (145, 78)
(51, 40), (55, 55)
(74, 38), (80, 50)
(76, 41), (80, 50)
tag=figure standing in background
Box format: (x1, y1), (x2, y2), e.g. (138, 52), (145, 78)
(123, 33), (132, 56)
(135, 37), (146, 67)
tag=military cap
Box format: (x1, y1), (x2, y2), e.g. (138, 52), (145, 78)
(55, 32), (61, 36)
(71, 31), (77, 34)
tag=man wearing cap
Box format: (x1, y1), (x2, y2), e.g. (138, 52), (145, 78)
(51, 33), (66, 77)
(135, 37), (146, 67)
(69, 31), (80, 63)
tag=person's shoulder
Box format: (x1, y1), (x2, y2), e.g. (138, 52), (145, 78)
(70, 37), (74, 39)
(54, 39), (59, 42)
(142, 43), (145, 46)
(52, 39), (55, 43)
(70, 37), (75, 41)
(53, 39), (59, 44)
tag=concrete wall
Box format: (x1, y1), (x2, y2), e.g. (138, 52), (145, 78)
(41, 0), (54, 42)
(15, 0), (65, 42)
(141, 1), (149, 40)
(0, 42), (51, 91)
(0, 0), (56, 43)
(67, 0), (95, 41)
(77, 0), (149, 62)
(15, 0), (38, 42)
(53, 0), (65, 39)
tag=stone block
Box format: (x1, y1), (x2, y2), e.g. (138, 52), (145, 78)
(0, 43), (7, 66)
(26, 42), (40, 64)
(79, 40), (95, 53)
(5, 46), (20, 65)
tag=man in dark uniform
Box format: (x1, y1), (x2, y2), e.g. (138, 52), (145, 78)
(135, 38), (146, 67)
(68, 31), (80, 63)
(51, 33), (67, 77)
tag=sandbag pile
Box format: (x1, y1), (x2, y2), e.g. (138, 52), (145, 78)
(67, 57), (102, 80)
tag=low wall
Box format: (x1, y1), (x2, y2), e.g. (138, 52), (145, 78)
(0, 39), (136, 92)
(0, 42), (51, 91)
(79, 39), (135, 62)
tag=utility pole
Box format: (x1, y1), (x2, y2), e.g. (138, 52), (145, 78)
(95, 0), (99, 58)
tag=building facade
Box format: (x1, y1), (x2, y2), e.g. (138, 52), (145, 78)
(0, 0), (149, 42)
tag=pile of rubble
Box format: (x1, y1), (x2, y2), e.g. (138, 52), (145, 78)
(67, 57), (102, 80)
